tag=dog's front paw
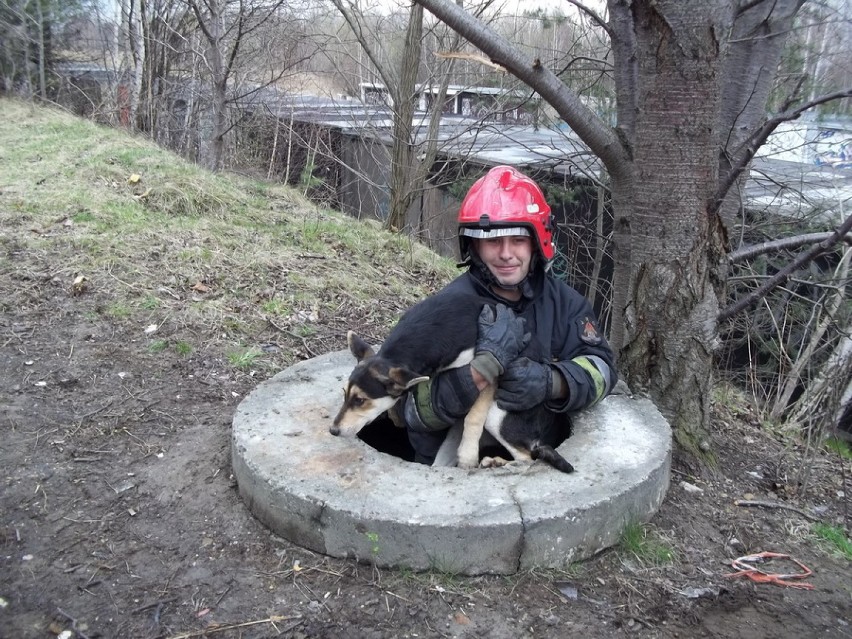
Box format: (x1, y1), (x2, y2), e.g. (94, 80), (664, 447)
(456, 439), (480, 469)
(456, 453), (479, 469)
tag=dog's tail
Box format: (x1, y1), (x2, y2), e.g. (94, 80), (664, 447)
(531, 445), (574, 474)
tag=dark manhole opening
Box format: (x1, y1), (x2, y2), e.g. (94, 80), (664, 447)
(357, 415), (416, 462)
(356, 412), (572, 465)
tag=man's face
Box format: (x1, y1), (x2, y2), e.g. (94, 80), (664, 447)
(473, 235), (533, 289)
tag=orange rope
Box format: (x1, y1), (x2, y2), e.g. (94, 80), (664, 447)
(724, 551), (815, 590)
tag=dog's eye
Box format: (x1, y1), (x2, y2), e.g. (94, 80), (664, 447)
(351, 396), (365, 407)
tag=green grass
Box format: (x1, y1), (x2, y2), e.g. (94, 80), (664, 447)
(148, 339), (169, 354)
(227, 347), (263, 370)
(824, 437), (852, 460)
(260, 299), (292, 316)
(147, 339), (192, 357)
(141, 295), (161, 310)
(812, 523), (852, 560)
(174, 341), (193, 357)
(619, 521), (676, 566)
(106, 302), (132, 319)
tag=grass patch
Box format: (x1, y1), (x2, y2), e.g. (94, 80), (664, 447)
(812, 523), (852, 560)
(227, 347), (264, 370)
(619, 521), (676, 566)
(260, 299), (292, 316)
(148, 339), (169, 354)
(106, 302), (132, 319)
(141, 295), (161, 310)
(824, 437), (852, 460)
(174, 341), (193, 357)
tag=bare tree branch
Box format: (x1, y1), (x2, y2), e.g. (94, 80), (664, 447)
(564, 0), (613, 37)
(435, 50), (506, 72)
(330, 0), (398, 91)
(729, 231), (852, 264)
(719, 212), (852, 321)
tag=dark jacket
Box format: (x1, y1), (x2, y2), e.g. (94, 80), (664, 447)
(404, 265), (617, 442)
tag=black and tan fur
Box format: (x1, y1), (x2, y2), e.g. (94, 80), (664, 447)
(331, 291), (573, 473)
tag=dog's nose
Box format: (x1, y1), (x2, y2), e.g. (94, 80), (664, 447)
(329, 425), (340, 436)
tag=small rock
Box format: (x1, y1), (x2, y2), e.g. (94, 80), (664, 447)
(728, 537), (746, 553)
(680, 586), (721, 599)
(680, 480), (704, 494)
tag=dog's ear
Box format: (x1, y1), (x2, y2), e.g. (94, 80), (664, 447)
(347, 331), (375, 361)
(387, 366), (429, 392)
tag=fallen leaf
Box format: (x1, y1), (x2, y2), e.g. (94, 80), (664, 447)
(72, 274), (89, 295)
(453, 611), (470, 625)
(192, 281), (210, 293)
(554, 581), (578, 600)
(128, 173), (141, 184)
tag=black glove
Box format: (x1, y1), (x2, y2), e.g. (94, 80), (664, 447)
(472, 304), (529, 384)
(496, 357), (552, 412)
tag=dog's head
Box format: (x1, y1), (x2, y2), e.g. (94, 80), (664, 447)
(331, 331), (428, 437)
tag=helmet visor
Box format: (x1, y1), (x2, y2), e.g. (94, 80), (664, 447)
(460, 227), (530, 240)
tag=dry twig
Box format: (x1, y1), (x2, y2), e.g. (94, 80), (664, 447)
(734, 499), (819, 521)
(165, 615), (303, 639)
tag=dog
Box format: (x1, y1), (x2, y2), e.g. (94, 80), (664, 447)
(331, 290), (574, 473)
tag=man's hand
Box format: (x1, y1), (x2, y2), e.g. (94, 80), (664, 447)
(471, 304), (529, 384)
(496, 357), (552, 412)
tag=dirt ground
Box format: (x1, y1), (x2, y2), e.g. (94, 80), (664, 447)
(1, 279), (850, 639)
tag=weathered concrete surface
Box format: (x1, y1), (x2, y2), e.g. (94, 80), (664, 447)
(231, 350), (672, 575)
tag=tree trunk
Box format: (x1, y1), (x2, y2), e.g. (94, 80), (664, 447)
(34, 0), (46, 100)
(715, 0), (801, 227)
(129, 0), (144, 131)
(612, 1), (732, 454)
(387, 4), (423, 230)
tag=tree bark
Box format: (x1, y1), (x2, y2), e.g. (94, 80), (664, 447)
(387, 4), (423, 230)
(614, 1), (733, 453)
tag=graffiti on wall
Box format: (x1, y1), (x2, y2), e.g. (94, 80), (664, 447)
(813, 129), (852, 169)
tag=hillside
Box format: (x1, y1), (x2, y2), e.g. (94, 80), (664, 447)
(0, 100), (850, 639)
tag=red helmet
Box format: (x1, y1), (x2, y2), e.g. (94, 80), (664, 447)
(458, 165), (554, 262)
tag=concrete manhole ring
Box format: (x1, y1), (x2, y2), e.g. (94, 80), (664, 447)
(231, 350), (672, 575)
